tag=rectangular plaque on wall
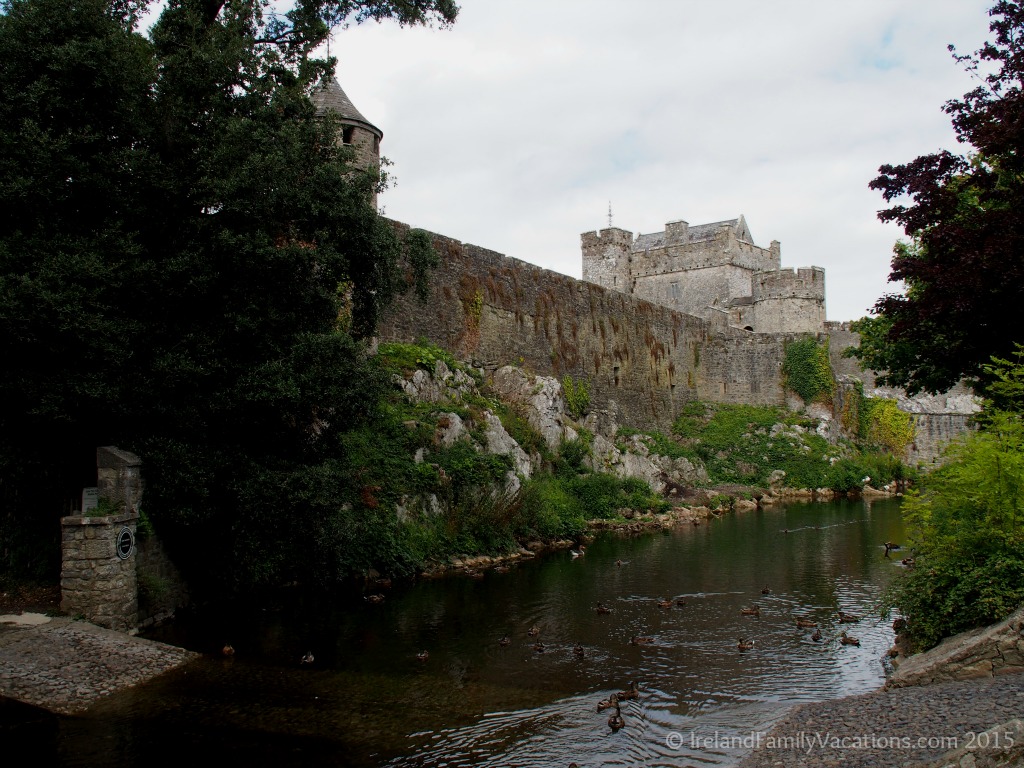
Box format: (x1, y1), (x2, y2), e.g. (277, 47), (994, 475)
(82, 487), (99, 514)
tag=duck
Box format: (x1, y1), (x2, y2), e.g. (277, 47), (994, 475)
(570, 545), (586, 559)
(737, 638), (755, 651)
(416, 650), (430, 661)
(615, 559), (625, 566)
(300, 651), (315, 665)
(498, 634), (511, 647)
(532, 642), (546, 654)
(596, 602), (612, 615)
(795, 618), (818, 628)
(494, 565), (510, 574)
(761, 585), (771, 595)
(838, 611), (860, 623)
(365, 593), (385, 604)
(811, 628), (822, 642)
(464, 568), (485, 580)
(901, 557), (916, 567)
(617, 681), (640, 700)
(597, 693), (620, 712)
(221, 643), (235, 657)
(657, 598), (674, 609)
(527, 625), (541, 637)
(741, 605), (761, 617)
(675, 597), (687, 607)
(839, 631), (860, 647)
(630, 635), (655, 646)
(608, 704), (625, 731)
(573, 643), (585, 659)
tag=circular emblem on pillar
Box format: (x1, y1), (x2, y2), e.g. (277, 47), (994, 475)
(116, 527), (135, 560)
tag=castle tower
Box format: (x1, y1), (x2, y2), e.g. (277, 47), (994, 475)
(581, 227), (634, 293)
(749, 267), (826, 334)
(310, 77), (383, 204)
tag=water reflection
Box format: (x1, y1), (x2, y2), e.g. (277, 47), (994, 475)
(15, 498), (906, 767)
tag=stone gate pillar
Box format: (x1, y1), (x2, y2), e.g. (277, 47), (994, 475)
(60, 447), (143, 632)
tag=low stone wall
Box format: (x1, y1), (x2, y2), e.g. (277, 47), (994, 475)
(887, 605), (1024, 688)
(60, 511), (139, 632)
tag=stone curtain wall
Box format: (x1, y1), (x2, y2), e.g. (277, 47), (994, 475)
(379, 221), (790, 433)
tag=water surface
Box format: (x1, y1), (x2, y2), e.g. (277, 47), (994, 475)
(12, 498), (907, 767)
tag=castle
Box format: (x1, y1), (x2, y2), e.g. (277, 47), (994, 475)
(318, 76), (974, 464)
(581, 217), (825, 335)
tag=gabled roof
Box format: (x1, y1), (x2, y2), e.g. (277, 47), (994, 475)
(633, 217), (750, 252)
(310, 77), (382, 139)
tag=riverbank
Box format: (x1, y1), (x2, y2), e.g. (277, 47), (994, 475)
(735, 672), (1024, 768)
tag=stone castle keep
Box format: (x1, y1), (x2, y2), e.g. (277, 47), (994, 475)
(582, 216), (825, 334)
(315, 77), (972, 464)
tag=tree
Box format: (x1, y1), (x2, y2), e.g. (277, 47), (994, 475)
(883, 352), (1024, 651)
(0, 0), (456, 586)
(851, 1), (1024, 395)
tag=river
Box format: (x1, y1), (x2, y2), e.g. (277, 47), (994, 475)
(14, 497), (906, 767)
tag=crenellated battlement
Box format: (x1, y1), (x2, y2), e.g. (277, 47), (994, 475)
(581, 214), (824, 334)
(752, 266), (825, 302)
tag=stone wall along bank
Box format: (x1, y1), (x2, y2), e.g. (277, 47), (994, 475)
(378, 221), (795, 434)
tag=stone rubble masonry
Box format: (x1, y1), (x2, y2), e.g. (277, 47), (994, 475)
(60, 446), (189, 632)
(887, 605), (1024, 689)
(97, 445), (143, 514)
(60, 510), (138, 632)
(378, 219), (805, 436)
(378, 221), (973, 464)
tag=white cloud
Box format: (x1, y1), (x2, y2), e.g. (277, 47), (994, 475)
(327, 0), (995, 320)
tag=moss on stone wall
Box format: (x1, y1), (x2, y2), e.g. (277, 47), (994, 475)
(782, 336), (835, 405)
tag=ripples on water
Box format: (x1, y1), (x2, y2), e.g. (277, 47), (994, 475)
(24, 498), (906, 767)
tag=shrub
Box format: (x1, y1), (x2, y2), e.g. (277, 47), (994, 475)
(884, 403), (1024, 651)
(562, 375), (591, 420)
(783, 336), (835, 404)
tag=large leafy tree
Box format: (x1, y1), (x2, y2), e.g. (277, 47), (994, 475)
(0, 0), (456, 584)
(851, 1), (1024, 395)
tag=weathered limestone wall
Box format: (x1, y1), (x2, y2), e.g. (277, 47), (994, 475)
(379, 221), (790, 433)
(60, 447), (187, 632)
(633, 263), (751, 319)
(888, 605), (1024, 688)
(60, 511), (138, 631)
(580, 227), (631, 292)
(908, 413), (975, 466)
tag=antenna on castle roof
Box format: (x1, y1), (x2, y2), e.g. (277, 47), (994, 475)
(608, 201), (613, 228)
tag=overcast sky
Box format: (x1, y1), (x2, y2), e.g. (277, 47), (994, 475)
(317, 1), (997, 322)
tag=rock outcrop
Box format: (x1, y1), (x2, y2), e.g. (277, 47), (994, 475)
(888, 605), (1024, 689)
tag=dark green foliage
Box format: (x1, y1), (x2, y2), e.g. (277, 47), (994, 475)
(884, 353), (1024, 649)
(0, 0), (458, 589)
(862, 3), (1024, 394)
(782, 336), (834, 404)
(669, 401), (911, 491)
(406, 228), (439, 301)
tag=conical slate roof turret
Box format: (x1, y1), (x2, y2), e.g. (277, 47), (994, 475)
(310, 77), (382, 140)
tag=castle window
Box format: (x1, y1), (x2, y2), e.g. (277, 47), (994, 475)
(373, 135), (380, 154)
(342, 126), (355, 144)
(670, 281), (680, 300)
